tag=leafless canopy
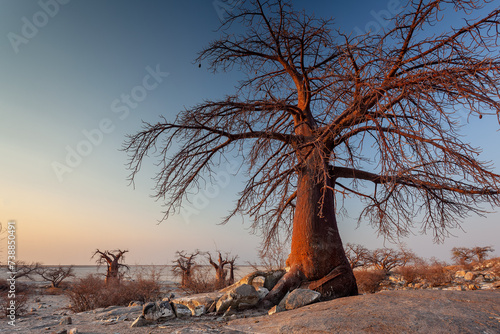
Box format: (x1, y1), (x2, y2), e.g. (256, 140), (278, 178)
(125, 0), (500, 247)
(367, 246), (417, 272)
(345, 243), (370, 269)
(37, 265), (75, 288)
(451, 245), (494, 264)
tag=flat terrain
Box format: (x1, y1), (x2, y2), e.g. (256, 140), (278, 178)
(2, 289), (499, 333)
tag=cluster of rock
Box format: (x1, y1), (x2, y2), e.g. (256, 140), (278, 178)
(379, 258), (500, 292)
(129, 269), (321, 328)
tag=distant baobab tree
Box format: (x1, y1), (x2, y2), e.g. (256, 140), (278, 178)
(172, 250), (200, 287)
(125, 0), (500, 304)
(206, 251), (230, 289)
(92, 249), (129, 284)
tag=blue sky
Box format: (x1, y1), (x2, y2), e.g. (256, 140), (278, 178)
(1, 0), (499, 265)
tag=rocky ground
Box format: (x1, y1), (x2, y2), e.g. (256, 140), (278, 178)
(1, 259), (499, 333)
(1, 289), (499, 333)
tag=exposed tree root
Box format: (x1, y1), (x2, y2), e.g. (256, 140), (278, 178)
(262, 264), (358, 306)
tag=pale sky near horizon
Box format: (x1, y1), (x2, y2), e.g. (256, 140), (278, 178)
(1, 0), (499, 266)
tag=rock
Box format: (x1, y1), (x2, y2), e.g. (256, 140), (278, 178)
(130, 315), (148, 328)
(68, 329), (78, 334)
(143, 301), (175, 321)
(128, 301), (143, 307)
(464, 272), (476, 281)
(467, 284), (480, 290)
(257, 287), (269, 300)
(172, 291), (223, 316)
(389, 275), (404, 284)
(268, 304), (285, 315)
(193, 305), (206, 317)
(94, 305), (142, 321)
(216, 284), (260, 314)
(455, 270), (466, 278)
(474, 275), (485, 283)
(59, 316), (72, 325)
(484, 273), (495, 281)
(279, 288), (321, 310)
(172, 303), (192, 318)
(264, 270), (286, 291)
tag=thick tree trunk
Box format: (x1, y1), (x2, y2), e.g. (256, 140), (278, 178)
(215, 267), (226, 289)
(264, 163), (358, 304)
(106, 264), (120, 285)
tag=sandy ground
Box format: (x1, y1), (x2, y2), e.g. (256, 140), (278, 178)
(1, 289), (500, 333)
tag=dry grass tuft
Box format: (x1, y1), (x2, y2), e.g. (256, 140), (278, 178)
(354, 270), (386, 294)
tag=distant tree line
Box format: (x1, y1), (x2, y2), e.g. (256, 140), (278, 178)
(345, 244), (496, 273)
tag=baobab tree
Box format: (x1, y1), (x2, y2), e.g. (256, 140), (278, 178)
(125, 0), (500, 303)
(366, 247), (417, 273)
(206, 251), (230, 289)
(92, 249), (129, 284)
(172, 250), (199, 287)
(471, 246), (495, 262)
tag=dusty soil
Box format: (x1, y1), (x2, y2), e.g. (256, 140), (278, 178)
(2, 289), (499, 333)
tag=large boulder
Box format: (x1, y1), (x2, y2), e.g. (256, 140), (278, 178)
(142, 301), (175, 321)
(216, 284), (260, 314)
(278, 288), (321, 311)
(172, 291), (224, 316)
(464, 272), (476, 281)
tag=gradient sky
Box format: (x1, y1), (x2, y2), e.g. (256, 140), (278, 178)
(1, 0), (499, 265)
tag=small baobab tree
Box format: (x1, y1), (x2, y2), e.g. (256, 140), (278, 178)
(92, 249), (129, 284)
(452, 246), (494, 264)
(172, 250), (199, 287)
(367, 247), (417, 273)
(206, 251), (229, 289)
(471, 246), (495, 263)
(125, 0), (500, 304)
(451, 247), (475, 265)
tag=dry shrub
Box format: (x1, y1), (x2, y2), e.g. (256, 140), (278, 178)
(396, 260), (453, 287)
(420, 261), (453, 287)
(0, 283), (31, 317)
(396, 265), (420, 285)
(354, 270), (386, 294)
(182, 267), (219, 293)
(67, 274), (163, 312)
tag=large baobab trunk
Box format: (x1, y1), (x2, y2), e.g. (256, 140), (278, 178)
(265, 161), (358, 304)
